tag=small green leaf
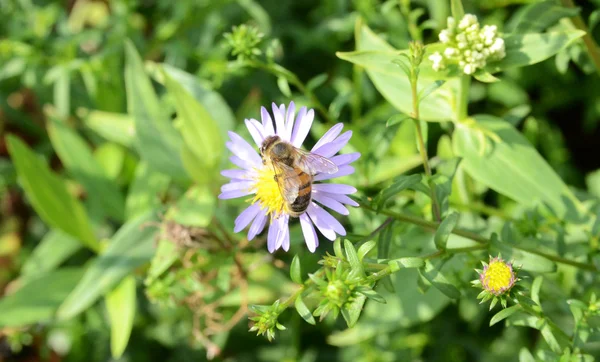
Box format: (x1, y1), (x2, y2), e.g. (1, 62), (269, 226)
(386, 114), (411, 127)
(106, 276), (136, 359)
(333, 238), (344, 259)
(294, 295), (316, 325)
(341, 293), (366, 328)
(490, 305), (521, 326)
(376, 174), (423, 211)
(80, 110), (135, 147)
(57, 211), (159, 320)
(166, 185), (215, 227)
(290, 255), (302, 284)
(306, 73), (328, 90)
(145, 239), (178, 285)
(390, 257), (425, 270)
(356, 240), (376, 261)
(0, 268), (84, 327)
(344, 240), (365, 277)
(531, 276), (543, 305)
(21, 230), (82, 278)
(277, 76), (292, 97)
(434, 213), (459, 250)
(7, 136), (98, 251)
(473, 71), (500, 83)
(356, 286), (386, 304)
(47, 117), (125, 221)
(377, 220), (394, 259)
(451, 0), (465, 19)
(419, 260), (461, 299)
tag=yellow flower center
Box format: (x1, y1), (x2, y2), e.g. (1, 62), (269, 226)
(482, 260), (514, 294)
(251, 166), (287, 217)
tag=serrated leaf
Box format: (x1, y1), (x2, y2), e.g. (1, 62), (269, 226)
(419, 260), (461, 299)
(6, 136), (98, 251)
(290, 255), (302, 284)
(106, 276), (136, 359)
(434, 212), (459, 250)
(490, 305), (521, 326)
(294, 296), (316, 325)
(57, 211), (159, 320)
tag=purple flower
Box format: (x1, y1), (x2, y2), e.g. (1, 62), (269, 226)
(219, 102), (360, 253)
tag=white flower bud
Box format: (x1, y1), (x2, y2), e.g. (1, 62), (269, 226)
(447, 17), (456, 29)
(463, 63), (475, 74)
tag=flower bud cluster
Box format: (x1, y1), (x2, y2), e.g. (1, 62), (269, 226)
(223, 24), (264, 61)
(249, 301), (286, 341)
(429, 14), (506, 75)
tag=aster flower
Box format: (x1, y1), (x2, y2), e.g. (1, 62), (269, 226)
(219, 102), (360, 253)
(429, 14), (506, 75)
(473, 255), (520, 309)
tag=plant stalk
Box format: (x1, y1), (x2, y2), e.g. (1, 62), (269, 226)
(561, 0), (600, 77)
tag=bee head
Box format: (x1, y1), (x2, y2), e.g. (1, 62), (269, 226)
(260, 135), (281, 156)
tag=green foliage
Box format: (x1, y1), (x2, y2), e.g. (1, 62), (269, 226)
(1, 0), (600, 361)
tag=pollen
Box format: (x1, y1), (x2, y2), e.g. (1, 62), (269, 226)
(479, 257), (516, 296)
(251, 166), (287, 216)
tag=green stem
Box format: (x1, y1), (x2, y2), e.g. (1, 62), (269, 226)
(410, 63), (441, 222)
(560, 0), (600, 76)
(359, 203), (599, 272)
(456, 74), (471, 122)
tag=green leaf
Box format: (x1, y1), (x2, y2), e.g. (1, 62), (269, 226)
(306, 73), (328, 90)
(419, 260), (461, 299)
(490, 305), (521, 326)
(125, 162), (170, 219)
(6, 136), (98, 251)
(453, 115), (585, 222)
(377, 220), (394, 259)
(386, 114), (411, 127)
(473, 71), (500, 83)
(57, 211), (159, 320)
(294, 296), (316, 325)
(531, 276), (543, 305)
(81, 110), (135, 147)
(491, 240), (556, 273)
(507, 1), (580, 33)
(434, 213), (459, 250)
(163, 72), (224, 184)
(487, 31), (585, 73)
(21, 230), (82, 278)
(344, 240), (365, 278)
(376, 174), (423, 211)
(337, 21), (454, 122)
(356, 286), (386, 304)
(47, 118), (125, 221)
(0, 268), (84, 327)
(94, 143), (126, 181)
(277, 76), (292, 97)
(418, 80), (446, 102)
(290, 255), (302, 284)
(106, 276), (136, 359)
(124, 41), (187, 179)
(341, 293), (367, 328)
(357, 240), (377, 261)
(145, 239), (178, 285)
(450, 0), (465, 19)
(390, 257), (425, 270)
(150, 63), (235, 140)
(166, 185), (215, 227)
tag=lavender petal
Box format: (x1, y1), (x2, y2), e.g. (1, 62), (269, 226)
(234, 203), (261, 233)
(248, 211), (267, 240)
(283, 101), (295, 141)
(306, 204), (336, 240)
(331, 152), (361, 167)
(218, 189), (254, 200)
(290, 107), (311, 147)
(312, 192), (350, 215)
(227, 132), (262, 166)
(245, 119), (265, 147)
(317, 191), (359, 207)
(308, 202), (346, 235)
(267, 218), (279, 253)
(312, 123), (343, 151)
(312, 183), (357, 194)
(221, 169), (253, 180)
(220, 181), (254, 192)
(272, 103), (286, 137)
(313, 165), (355, 181)
(261, 106), (275, 135)
(312, 130), (352, 158)
(299, 213), (318, 252)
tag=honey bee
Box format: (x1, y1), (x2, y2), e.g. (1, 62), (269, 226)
(260, 135), (338, 217)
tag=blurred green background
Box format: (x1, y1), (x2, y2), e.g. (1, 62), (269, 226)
(1, 0), (600, 361)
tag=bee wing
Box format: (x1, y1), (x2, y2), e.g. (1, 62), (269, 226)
(271, 162), (301, 204)
(294, 148), (339, 175)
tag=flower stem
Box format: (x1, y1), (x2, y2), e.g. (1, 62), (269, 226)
(359, 203), (599, 272)
(410, 61), (441, 222)
(560, 0), (600, 76)
(456, 74), (471, 121)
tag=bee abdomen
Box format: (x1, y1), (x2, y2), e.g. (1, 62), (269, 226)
(289, 179), (312, 216)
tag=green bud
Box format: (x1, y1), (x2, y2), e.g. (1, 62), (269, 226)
(223, 24), (264, 61)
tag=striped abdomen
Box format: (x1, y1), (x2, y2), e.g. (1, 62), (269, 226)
(288, 167), (312, 217)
